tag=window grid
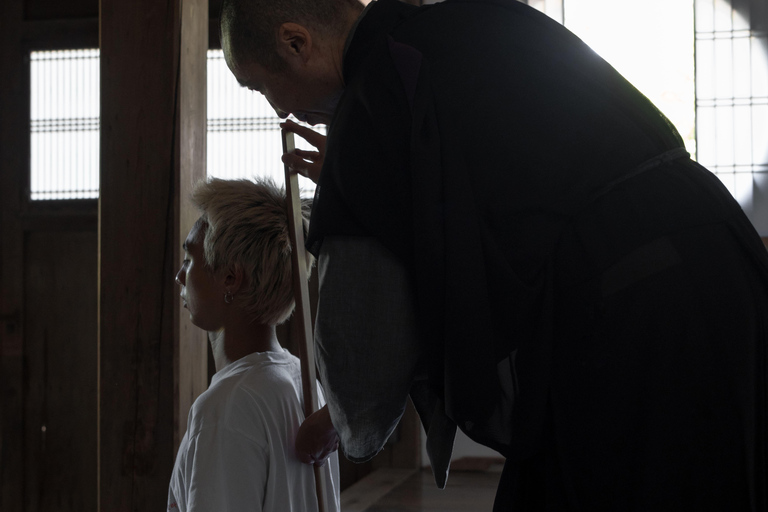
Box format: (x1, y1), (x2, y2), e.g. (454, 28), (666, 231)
(694, 0), (768, 218)
(29, 49), (319, 201)
(206, 50), (320, 198)
(27, 3), (768, 232)
(30, 49), (100, 200)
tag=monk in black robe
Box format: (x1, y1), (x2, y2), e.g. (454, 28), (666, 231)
(220, 0), (768, 509)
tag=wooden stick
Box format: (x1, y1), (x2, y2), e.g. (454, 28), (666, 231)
(282, 129), (328, 512)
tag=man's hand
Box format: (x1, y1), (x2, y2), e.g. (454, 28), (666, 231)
(295, 405), (340, 467)
(281, 119), (326, 185)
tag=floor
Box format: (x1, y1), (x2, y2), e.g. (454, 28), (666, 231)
(341, 461), (503, 512)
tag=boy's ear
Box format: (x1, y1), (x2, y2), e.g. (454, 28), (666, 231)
(224, 264), (244, 295)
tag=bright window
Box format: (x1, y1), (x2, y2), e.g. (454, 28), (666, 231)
(27, 1), (768, 235)
(30, 49), (100, 200)
(693, 0), (768, 228)
(206, 50), (319, 196)
(563, 0), (697, 157)
(29, 49), (317, 201)
(531, 0), (768, 234)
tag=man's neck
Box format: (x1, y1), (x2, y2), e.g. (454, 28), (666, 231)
(208, 321), (281, 372)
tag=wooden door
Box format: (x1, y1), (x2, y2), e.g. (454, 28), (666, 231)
(0, 2), (100, 509)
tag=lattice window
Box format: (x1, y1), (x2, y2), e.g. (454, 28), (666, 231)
(206, 50), (319, 196)
(28, 49), (317, 201)
(695, 0), (768, 232)
(30, 49), (100, 200)
(28, 3), (768, 232)
(529, 0), (768, 234)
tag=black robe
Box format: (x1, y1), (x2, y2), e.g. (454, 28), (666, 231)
(307, 0), (768, 508)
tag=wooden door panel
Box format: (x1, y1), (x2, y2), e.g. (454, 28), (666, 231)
(23, 229), (97, 511)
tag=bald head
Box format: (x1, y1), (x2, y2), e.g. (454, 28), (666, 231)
(220, 0), (364, 72)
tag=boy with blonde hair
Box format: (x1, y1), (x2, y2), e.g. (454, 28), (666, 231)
(168, 177), (339, 512)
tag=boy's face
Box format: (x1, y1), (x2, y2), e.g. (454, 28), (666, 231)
(176, 220), (225, 331)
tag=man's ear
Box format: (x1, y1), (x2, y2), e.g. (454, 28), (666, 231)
(224, 264), (245, 295)
(277, 22), (313, 63)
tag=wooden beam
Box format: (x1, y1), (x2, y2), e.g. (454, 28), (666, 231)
(98, 0), (208, 509)
(21, 18), (99, 50)
(176, 0), (210, 452)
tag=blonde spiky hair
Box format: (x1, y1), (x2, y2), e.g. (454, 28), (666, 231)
(191, 177), (313, 326)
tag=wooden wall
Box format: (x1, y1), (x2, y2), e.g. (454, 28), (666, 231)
(0, 0), (210, 509)
(23, 229), (98, 510)
(0, 0), (101, 508)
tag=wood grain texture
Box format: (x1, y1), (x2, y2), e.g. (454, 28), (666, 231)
(98, 0), (207, 509)
(25, 0), (97, 21)
(0, 0), (28, 509)
(175, 0), (210, 453)
(24, 230), (98, 511)
(21, 18), (98, 50)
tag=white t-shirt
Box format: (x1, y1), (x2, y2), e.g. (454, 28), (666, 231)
(167, 349), (340, 512)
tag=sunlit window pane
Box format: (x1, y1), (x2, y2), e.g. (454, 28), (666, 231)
(206, 50), (319, 197)
(715, 0), (734, 31)
(695, 0), (716, 32)
(563, 0), (697, 156)
(715, 106), (736, 167)
(531, 0), (766, 234)
(695, 0), (768, 233)
(27, 4), (768, 233)
(754, 105), (768, 163)
(29, 49), (320, 202)
(733, 37), (752, 98)
(753, 36), (768, 93)
(30, 49), (100, 200)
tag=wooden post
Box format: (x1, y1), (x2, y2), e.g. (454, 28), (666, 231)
(0, 0), (26, 510)
(98, 0), (208, 509)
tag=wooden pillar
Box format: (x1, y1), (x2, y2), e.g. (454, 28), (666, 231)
(98, 0), (208, 508)
(0, 0), (27, 509)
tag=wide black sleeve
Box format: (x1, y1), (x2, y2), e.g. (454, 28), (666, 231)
(314, 236), (421, 462)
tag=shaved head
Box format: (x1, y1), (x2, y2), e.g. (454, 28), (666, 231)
(220, 0), (364, 72)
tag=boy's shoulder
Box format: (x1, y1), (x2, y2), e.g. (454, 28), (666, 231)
(187, 349), (303, 439)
